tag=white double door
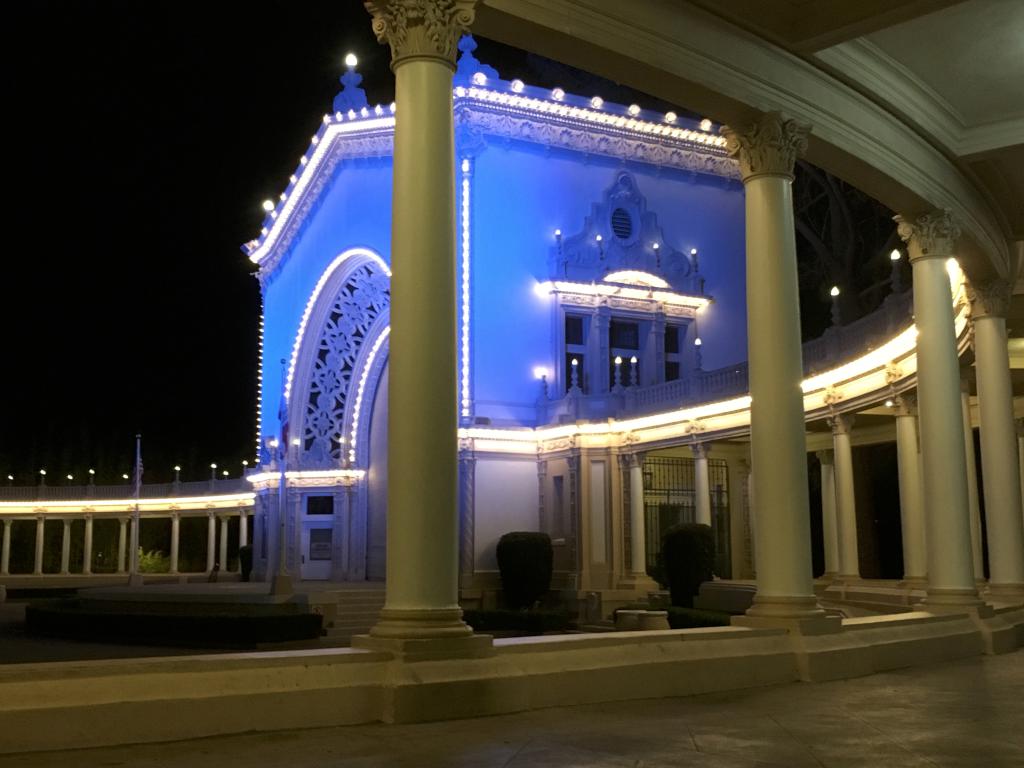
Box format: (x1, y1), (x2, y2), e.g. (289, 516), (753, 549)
(300, 519), (333, 580)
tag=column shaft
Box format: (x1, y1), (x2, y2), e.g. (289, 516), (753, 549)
(117, 518), (128, 573)
(816, 451), (839, 578)
(219, 516), (229, 571)
(894, 406), (927, 582)
(692, 445), (712, 527)
(206, 514), (216, 572)
(83, 516), (93, 575)
(34, 517), (45, 575)
(897, 212), (979, 606)
(239, 510), (249, 547)
(1, 519), (11, 575)
(629, 459), (646, 576)
(170, 514), (180, 574)
(831, 416), (859, 580)
(960, 384), (985, 579)
(973, 309), (1024, 593)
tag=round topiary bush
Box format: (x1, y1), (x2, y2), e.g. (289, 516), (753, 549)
(662, 523), (715, 608)
(496, 531), (553, 609)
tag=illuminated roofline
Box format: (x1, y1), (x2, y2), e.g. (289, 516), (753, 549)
(536, 279), (710, 309)
(603, 270), (670, 288)
(0, 493), (255, 515)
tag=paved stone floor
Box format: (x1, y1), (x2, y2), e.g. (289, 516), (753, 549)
(2, 650), (1022, 767)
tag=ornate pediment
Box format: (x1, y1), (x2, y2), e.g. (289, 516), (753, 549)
(551, 172), (701, 292)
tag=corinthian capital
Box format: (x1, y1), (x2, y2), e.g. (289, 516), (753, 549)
(828, 413), (854, 436)
(894, 209), (960, 261)
(966, 278), (1011, 319)
(892, 393), (917, 417)
(365, 0), (477, 69)
(721, 112), (810, 182)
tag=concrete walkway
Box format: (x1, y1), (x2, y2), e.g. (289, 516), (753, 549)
(2, 651), (1020, 767)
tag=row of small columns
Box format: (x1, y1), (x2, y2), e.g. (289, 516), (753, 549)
(358, 0), (1022, 647)
(0, 511), (249, 577)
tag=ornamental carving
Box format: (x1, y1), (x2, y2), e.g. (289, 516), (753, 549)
(691, 442), (710, 459)
(828, 413), (854, 435)
(966, 278), (1011, 319)
(721, 112), (810, 181)
(894, 209), (960, 260)
(815, 449), (834, 465)
(300, 262), (390, 466)
(365, 0), (477, 68)
(892, 394), (917, 417)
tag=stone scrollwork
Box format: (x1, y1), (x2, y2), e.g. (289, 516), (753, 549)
(966, 278), (1011, 319)
(721, 111), (810, 181)
(365, 0), (477, 68)
(894, 209), (961, 260)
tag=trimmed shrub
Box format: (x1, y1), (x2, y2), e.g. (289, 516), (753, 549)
(239, 545), (253, 582)
(662, 523), (715, 608)
(138, 548), (170, 573)
(496, 531), (553, 609)
(462, 608), (569, 634)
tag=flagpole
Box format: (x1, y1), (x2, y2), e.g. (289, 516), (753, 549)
(128, 433), (143, 587)
(271, 359), (293, 595)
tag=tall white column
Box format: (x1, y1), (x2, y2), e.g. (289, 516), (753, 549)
(82, 515), (93, 575)
(364, 0), (479, 643)
(206, 513), (216, 572)
(894, 395), (927, 584)
(970, 280), (1024, 597)
(628, 454), (647, 576)
(1018, 420), (1024, 529)
(34, 517), (45, 575)
(1, 519), (11, 575)
(692, 443), (713, 527)
(830, 414), (859, 581)
(723, 113), (823, 620)
(895, 211), (980, 607)
(169, 514), (180, 574)
(960, 380), (985, 580)
(219, 516), (229, 572)
(117, 518), (128, 574)
(60, 520), (72, 574)
(816, 450), (839, 579)
(239, 510), (249, 547)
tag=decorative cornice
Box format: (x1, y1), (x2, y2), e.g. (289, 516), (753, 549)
(721, 112), (810, 182)
(365, 0), (477, 69)
(894, 209), (960, 262)
(966, 278), (1012, 320)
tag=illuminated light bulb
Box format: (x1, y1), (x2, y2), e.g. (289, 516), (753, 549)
(551, 87), (565, 101)
(174, 465), (181, 472)
(67, 474), (73, 481)
(322, 114), (330, 124)
(336, 111), (343, 120)
(222, 470), (228, 477)
(652, 242), (660, 250)
(299, 156), (308, 166)
(279, 193), (286, 201)
(262, 200), (274, 212)
(690, 248), (698, 256)
(885, 399), (895, 407)
(461, 158), (470, 173)
(694, 337), (702, 346)
(260, 227), (268, 236)
(291, 438), (301, 446)
(630, 355), (638, 364)
(700, 118), (713, 132)
(310, 135), (319, 145)
(595, 234), (603, 242)
(88, 468), (95, 475)
(122, 473), (129, 480)
(571, 358), (579, 366)
(472, 72), (487, 85)
(830, 285), (840, 297)
(590, 96), (604, 109)
(533, 366), (548, 380)
(289, 175), (297, 184)
(510, 79), (525, 93)
(389, 101), (396, 113)
(554, 228), (562, 238)
(890, 249), (901, 261)
(6, 475), (12, 481)
(344, 53), (358, 68)
(374, 104), (383, 116)
(210, 463), (217, 469)
(360, 107), (369, 117)
(269, 438), (279, 448)
(40, 469), (46, 476)
(664, 111), (677, 124)
(628, 103), (641, 116)
(614, 356), (622, 365)
(347, 109), (356, 120)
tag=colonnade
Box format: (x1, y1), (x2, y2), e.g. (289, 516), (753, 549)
(0, 510), (249, 578)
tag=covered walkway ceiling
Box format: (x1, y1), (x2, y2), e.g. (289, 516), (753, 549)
(475, 0), (1023, 283)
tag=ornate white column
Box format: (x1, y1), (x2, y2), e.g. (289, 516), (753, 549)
(239, 510), (249, 548)
(970, 279), (1024, 598)
(117, 518), (128, 574)
(960, 378), (985, 579)
(363, 0), (482, 646)
(723, 113), (823, 620)
(169, 514), (180, 574)
(219, 516), (230, 571)
(34, 517), (45, 575)
(627, 453), (647, 577)
(1019, 420), (1024, 528)
(1, 519), (11, 575)
(830, 414), (859, 581)
(692, 443), (713, 527)
(893, 395), (927, 584)
(815, 450), (839, 579)
(896, 211), (980, 607)
(206, 513), (216, 572)
(82, 515), (93, 575)
(60, 519), (71, 575)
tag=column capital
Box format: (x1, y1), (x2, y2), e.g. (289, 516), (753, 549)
(721, 112), (810, 182)
(892, 393), (917, 417)
(815, 449), (834, 465)
(691, 442), (711, 460)
(365, 0), (477, 70)
(894, 209), (961, 261)
(625, 452), (645, 470)
(828, 413), (855, 435)
(966, 278), (1012, 319)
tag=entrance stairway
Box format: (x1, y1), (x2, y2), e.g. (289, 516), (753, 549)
(318, 585), (386, 645)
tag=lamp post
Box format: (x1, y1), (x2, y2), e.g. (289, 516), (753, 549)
(88, 468), (95, 485)
(613, 355), (624, 391)
(39, 469), (47, 487)
(629, 355), (638, 387)
(173, 465), (181, 483)
(6, 475), (12, 486)
(694, 336), (703, 371)
(830, 285), (841, 326)
(889, 249), (903, 293)
(569, 357), (581, 392)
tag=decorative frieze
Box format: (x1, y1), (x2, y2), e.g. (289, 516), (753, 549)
(721, 111), (810, 182)
(365, 0), (477, 69)
(894, 209), (960, 261)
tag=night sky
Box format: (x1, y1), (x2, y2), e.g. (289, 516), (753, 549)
(1, 2), (686, 486)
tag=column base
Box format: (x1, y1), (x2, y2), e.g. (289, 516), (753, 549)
(986, 583), (1024, 605)
(899, 576), (928, 589)
(270, 572), (293, 596)
(368, 607), (474, 641)
(127, 573), (145, 587)
(921, 587), (985, 609)
(740, 594), (828, 621)
(352, 632), (494, 662)
(618, 574), (660, 592)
